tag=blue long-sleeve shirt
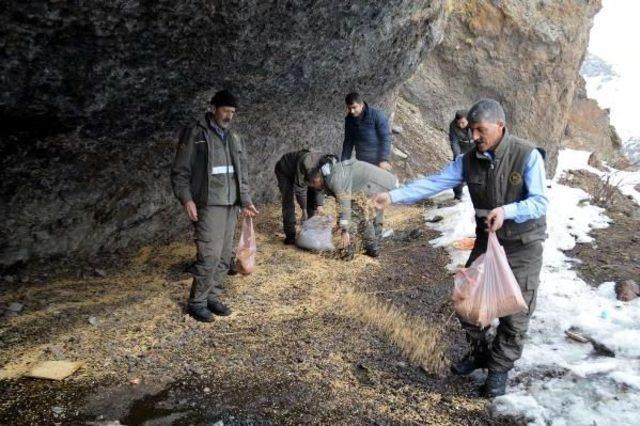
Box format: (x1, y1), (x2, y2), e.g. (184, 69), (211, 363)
(389, 149), (548, 223)
(341, 103), (392, 165)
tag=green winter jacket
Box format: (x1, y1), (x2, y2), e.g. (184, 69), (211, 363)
(171, 114), (253, 208)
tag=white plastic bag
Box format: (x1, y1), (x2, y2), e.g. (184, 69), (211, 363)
(296, 215), (335, 251)
(452, 232), (528, 327)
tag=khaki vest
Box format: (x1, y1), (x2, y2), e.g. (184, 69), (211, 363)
(463, 133), (546, 244)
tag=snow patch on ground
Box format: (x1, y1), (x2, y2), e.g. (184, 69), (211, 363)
(422, 149), (640, 425)
(559, 148), (640, 205)
(425, 190), (476, 272)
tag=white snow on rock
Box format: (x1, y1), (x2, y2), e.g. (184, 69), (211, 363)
(490, 395), (547, 426)
(422, 149), (640, 425)
(559, 148), (640, 205)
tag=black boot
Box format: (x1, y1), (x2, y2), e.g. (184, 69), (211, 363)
(365, 230), (381, 258)
(207, 300), (232, 316)
(185, 261), (197, 275)
(364, 244), (380, 258)
(188, 305), (214, 322)
(450, 352), (488, 375)
(481, 370), (509, 397)
(284, 235), (296, 245)
(341, 245), (355, 261)
(227, 256), (238, 276)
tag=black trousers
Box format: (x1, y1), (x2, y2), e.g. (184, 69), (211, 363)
(453, 183), (465, 199)
(275, 167), (318, 239)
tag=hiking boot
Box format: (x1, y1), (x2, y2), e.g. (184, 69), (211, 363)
(450, 352), (488, 375)
(188, 305), (214, 322)
(227, 256), (238, 276)
(481, 370), (509, 398)
(284, 235), (296, 245)
(185, 261), (197, 275)
(364, 245), (380, 258)
(341, 245), (355, 261)
(207, 300), (232, 316)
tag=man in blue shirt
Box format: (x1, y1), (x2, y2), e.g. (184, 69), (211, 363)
(341, 92), (393, 171)
(372, 99), (548, 398)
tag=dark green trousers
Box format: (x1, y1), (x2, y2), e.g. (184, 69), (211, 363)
(275, 167), (318, 239)
(348, 200), (383, 252)
(189, 205), (238, 308)
(459, 237), (543, 372)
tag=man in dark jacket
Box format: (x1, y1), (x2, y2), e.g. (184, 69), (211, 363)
(171, 90), (258, 322)
(449, 109), (473, 200)
(274, 150), (325, 244)
(372, 99), (548, 397)
(341, 92), (393, 171)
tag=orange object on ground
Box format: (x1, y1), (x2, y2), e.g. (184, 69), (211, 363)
(452, 237), (476, 250)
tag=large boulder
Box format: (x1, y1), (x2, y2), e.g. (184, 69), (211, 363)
(562, 75), (621, 160)
(390, 97), (451, 181)
(0, 1), (447, 267)
(398, 0), (602, 175)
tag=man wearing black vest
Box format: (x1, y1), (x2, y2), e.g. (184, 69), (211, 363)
(171, 90), (259, 322)
(371, 98), (548, 397)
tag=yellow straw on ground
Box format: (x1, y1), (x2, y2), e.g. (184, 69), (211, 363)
(339, 287), (448, 374)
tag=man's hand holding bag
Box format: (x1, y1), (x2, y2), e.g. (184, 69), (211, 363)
(452, 232), (528, 327)
(236, 216), (257, 275)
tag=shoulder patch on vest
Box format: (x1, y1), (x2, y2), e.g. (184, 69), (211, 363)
(509, 171), (522, 185)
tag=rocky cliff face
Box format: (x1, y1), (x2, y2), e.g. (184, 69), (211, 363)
(562, 75), (621, 161)
(0, 1), (447, 267)
(0, 1), (607, 269)
(397, 0), (602, 175)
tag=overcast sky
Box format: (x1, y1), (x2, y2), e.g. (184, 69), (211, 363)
(589, 0), (640, 74)
(585, 0), (640, 139)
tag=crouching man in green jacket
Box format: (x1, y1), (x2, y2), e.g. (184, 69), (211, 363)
(274, 150), (326, 244)
(171, 90), (259, 322)
(307, 157), (398, 258)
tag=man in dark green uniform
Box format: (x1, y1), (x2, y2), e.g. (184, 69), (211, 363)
(171, 90), (258, 322)
(308, 157), (398, 258)
(449, 109), (474, 200)
(372, 99), (548, 397)
(274, 150), (325, 244)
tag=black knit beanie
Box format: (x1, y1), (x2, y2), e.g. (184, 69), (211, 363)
(454, 109), (467, 120)
(210, 90), (238, 108)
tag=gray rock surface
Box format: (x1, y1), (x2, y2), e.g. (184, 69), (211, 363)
(562, 76), (621, 161)
(0, 1), (606, 268)
(0, 1), (447, 267)
(7, 302), (24, 313)
(390, 96), (451, 181)
(398, 0), (602, 175)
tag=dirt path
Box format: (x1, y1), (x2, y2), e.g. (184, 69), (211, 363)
(0, 204), (490, 425)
